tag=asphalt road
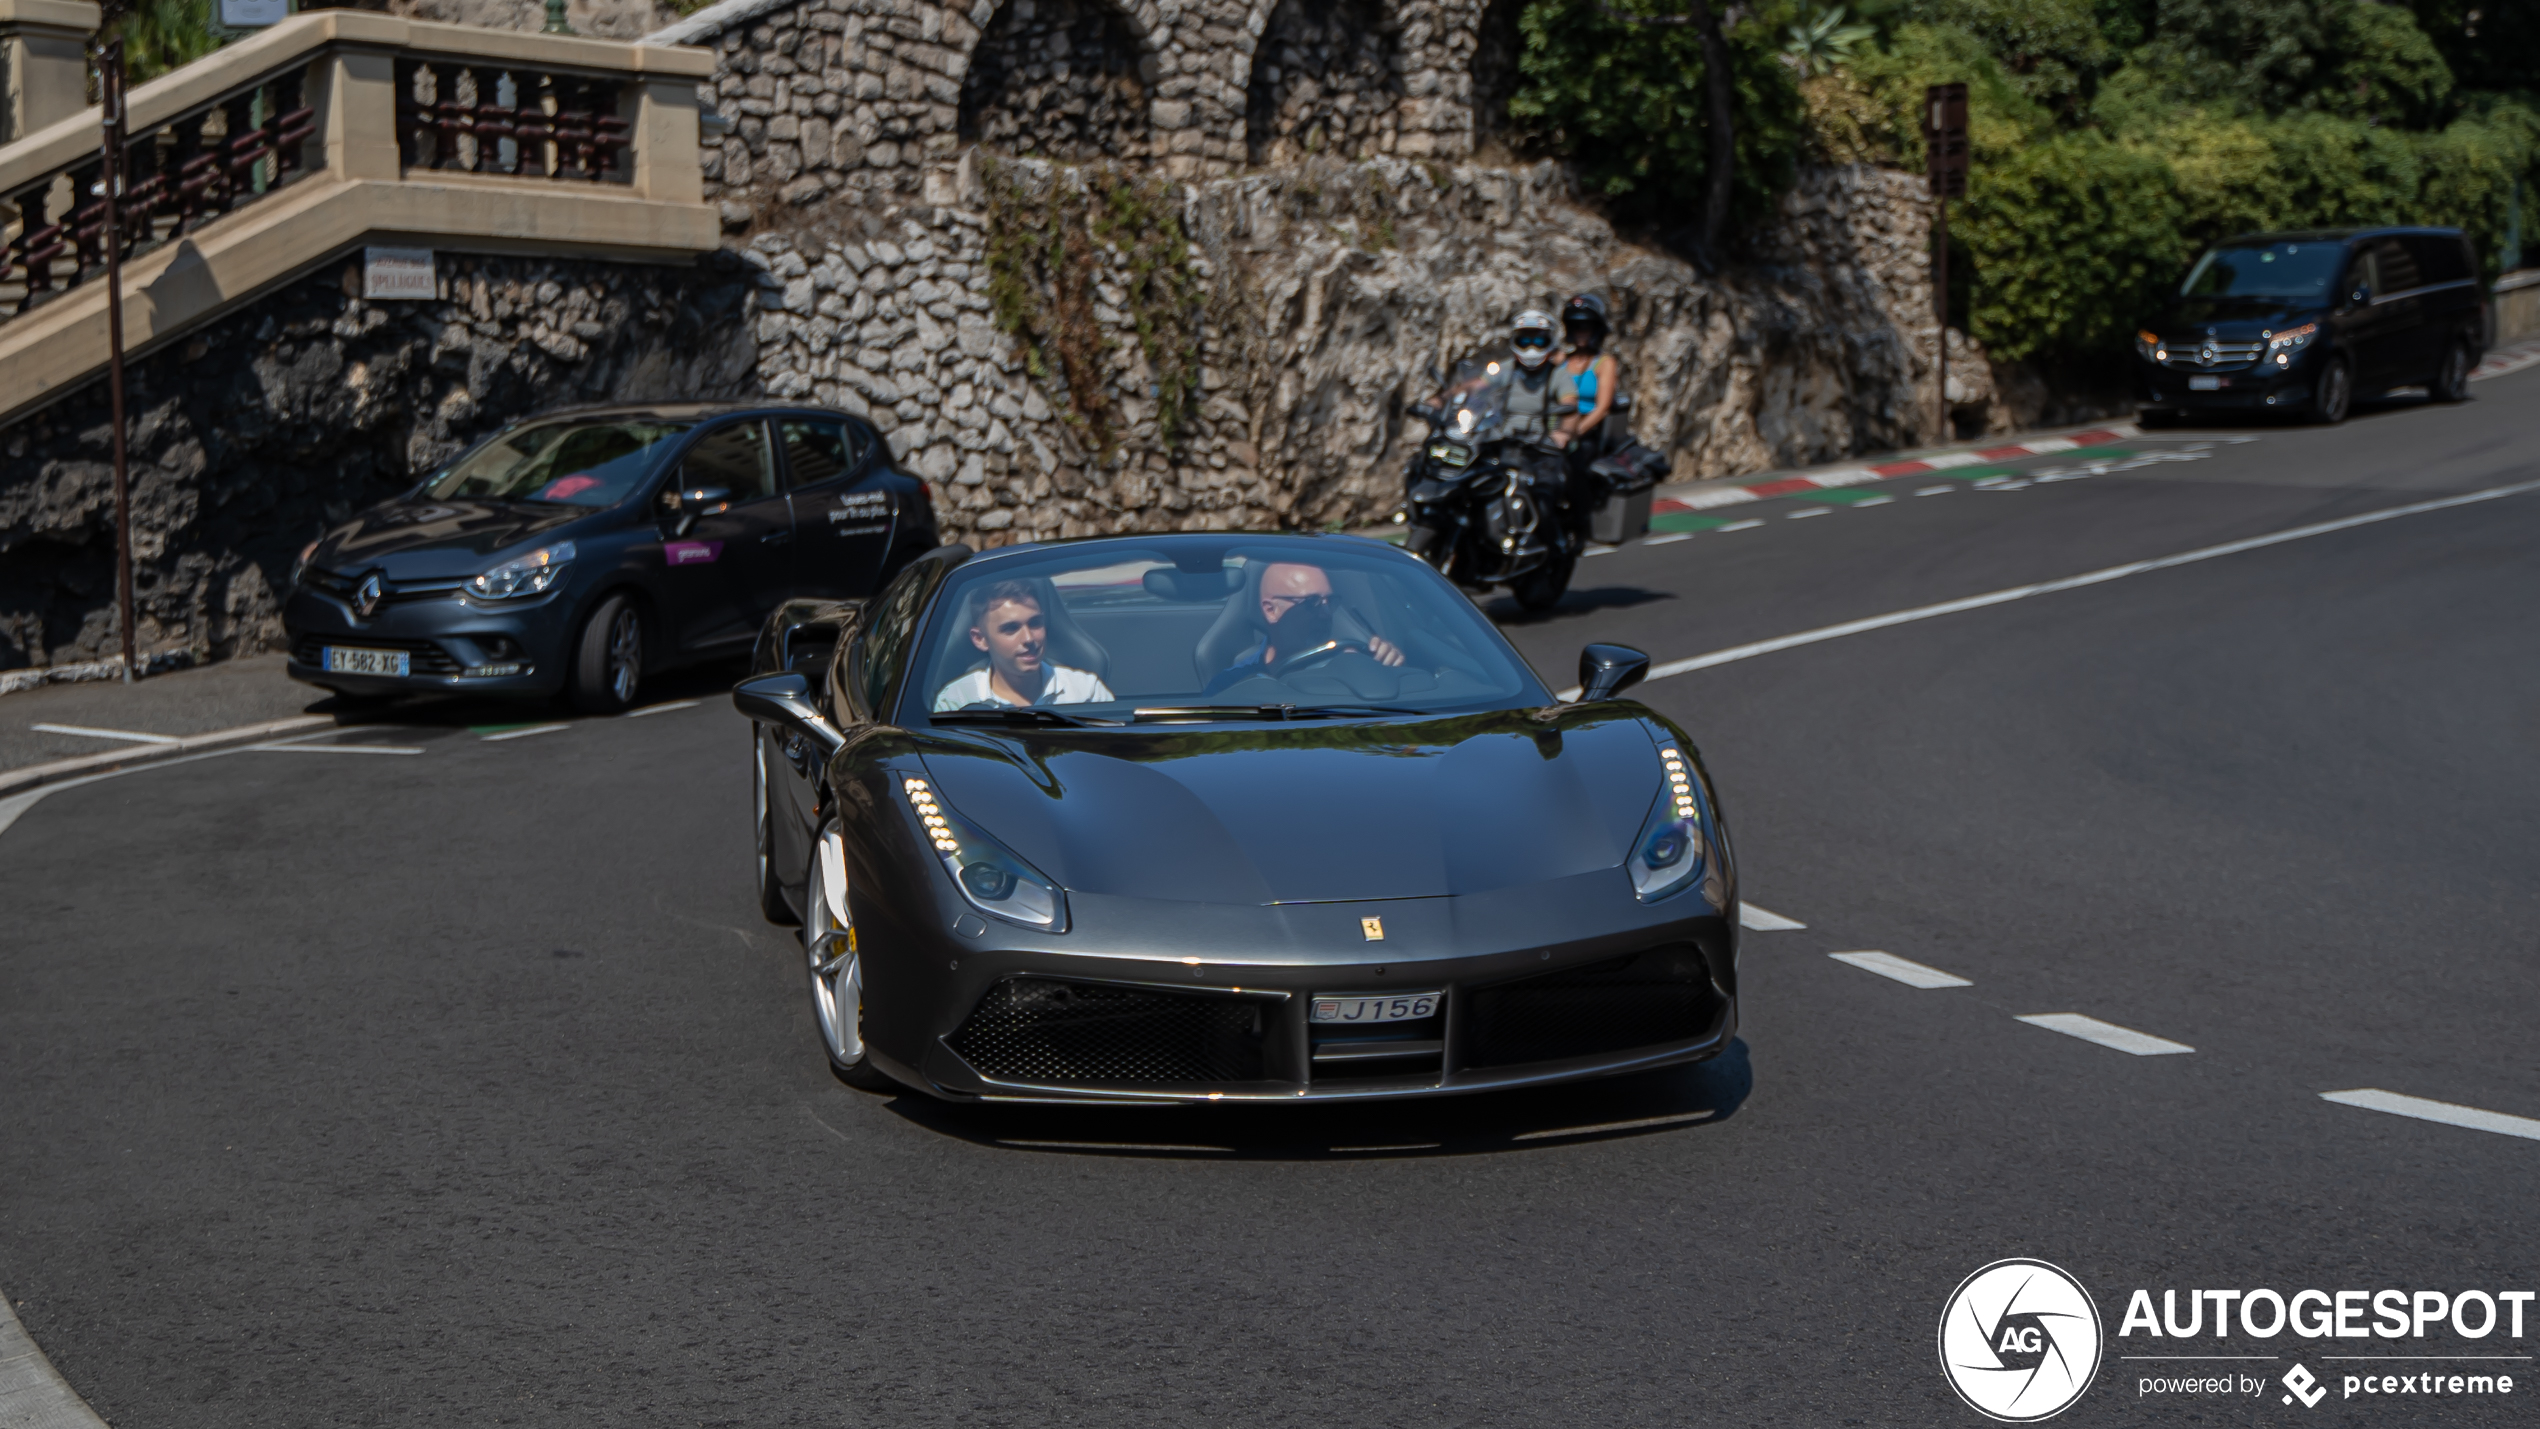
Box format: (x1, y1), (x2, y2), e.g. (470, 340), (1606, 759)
(3, 378), (2537, 1427)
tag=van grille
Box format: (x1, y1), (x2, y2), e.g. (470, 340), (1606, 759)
(2155, 340), (2264, 372)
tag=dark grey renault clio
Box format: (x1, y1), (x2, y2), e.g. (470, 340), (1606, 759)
(284, 402), (936, 712)
(2134, 227), (2487, 425)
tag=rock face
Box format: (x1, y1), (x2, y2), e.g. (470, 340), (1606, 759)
(738, 156), (1947, 547)
(0, 257), (755, 672)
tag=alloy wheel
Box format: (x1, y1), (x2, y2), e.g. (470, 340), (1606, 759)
(606, 607), (642, 704)
(805, 826), (863, 1066)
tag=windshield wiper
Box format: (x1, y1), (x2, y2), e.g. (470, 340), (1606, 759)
(1130, 704), (1424, 722)
(929, 706), (1114, 728)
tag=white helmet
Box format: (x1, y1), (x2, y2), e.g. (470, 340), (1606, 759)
(1510, 309), (1558, 370)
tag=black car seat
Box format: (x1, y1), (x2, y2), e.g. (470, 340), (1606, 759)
(1191, 559), (1388, 685)
(932, 574), (1113, 696)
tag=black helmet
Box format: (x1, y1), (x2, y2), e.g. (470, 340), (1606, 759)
(1561, 292), (1610, 333)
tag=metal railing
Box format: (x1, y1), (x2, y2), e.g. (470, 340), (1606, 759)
(394, 60), (629, 182)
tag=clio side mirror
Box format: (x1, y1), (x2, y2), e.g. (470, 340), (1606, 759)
(664, 484), (731, 536)
(1577, 643), (1650, 702)
(733, 672), (846, 758)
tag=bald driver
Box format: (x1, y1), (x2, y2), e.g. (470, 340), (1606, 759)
(1200, 561), (1403, 695)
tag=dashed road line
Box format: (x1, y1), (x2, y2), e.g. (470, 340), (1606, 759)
(28, 722), (178, 745)
(480, 723), (570, 742)
(2016, 1013), (2194, 1056)
(1714, 519), (1763, 534)
(2319, 1089), (2540, 1142)
(1853, 495), (1893, 508)
(1738, 904), (1805, 931)
(1916, 485), (1953, 496)
(1829, 950), (1971, 988)
(245, 742), (425, 755)
(624, 700), (704, 717)
(1785, 507), (1830, 520)
(1642, 533), (1691, 545)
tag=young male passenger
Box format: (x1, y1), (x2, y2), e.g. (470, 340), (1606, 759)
(1200, 561), (1405, 695)
(932, 580), (1114, 710)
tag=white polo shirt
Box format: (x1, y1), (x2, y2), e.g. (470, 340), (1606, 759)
(932, 664), (1113, 711)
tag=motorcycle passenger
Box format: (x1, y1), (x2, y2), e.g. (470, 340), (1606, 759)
(1550, 293), (1620, 459)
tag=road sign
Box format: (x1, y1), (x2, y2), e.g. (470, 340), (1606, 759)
(1923, 82), (1968, 199)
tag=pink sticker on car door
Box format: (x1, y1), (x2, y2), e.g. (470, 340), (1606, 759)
(665, 540), (724, 566)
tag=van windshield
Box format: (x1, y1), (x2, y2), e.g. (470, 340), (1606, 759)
(2180, 243), (2346, 301)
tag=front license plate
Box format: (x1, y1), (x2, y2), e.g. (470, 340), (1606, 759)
(323, 646), (409, 677)
(1311, 991), (1441, 1024)
(2187, 376), (2224, 391)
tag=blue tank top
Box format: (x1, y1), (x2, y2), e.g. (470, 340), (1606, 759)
(1554, 361), (1600, 414)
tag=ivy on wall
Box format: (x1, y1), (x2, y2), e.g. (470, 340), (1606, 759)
(981, 158), (1207, 457)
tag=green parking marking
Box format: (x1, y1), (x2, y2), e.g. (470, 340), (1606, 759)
(1649, 511), (1738, 533)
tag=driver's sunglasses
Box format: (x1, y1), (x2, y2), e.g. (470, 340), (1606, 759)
(1512, 333), (1555, 351)
(1262, 592), (1331, 616)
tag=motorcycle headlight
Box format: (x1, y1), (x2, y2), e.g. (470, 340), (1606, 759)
(1629, 746), (1707, 902)
(902, 776), (1067, 931)
(2266, 323), (2318, 355)
(467, 541), (575, 599)
(1427, 440), (1473, 468)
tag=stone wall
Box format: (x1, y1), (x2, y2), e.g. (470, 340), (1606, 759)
(0, 256), (755, 672)
(734, 155), (1949, 548)
(958, 0), (1154, 161)
(1244, 0), (1402, 165)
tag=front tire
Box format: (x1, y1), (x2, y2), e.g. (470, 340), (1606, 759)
(1509, 552), (1574, 613)
(2434, 340), (2472, 403)
(2312, 356), (2353, 425)
(568, 593), (645, 715)
(753, 728), (799, 926)
(805, 821), (895, 1092)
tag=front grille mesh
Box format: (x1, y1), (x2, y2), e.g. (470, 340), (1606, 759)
(950, 978), (1273, 1085)
(1463, 946), (1718, 1069)
(2156, 340), (2264, 372)
(290, 634), (462, 676)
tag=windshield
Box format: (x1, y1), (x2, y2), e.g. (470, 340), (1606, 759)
(424, 419), (694, 506)
(911, 543), (1547, 723)
(2179, 242), (2346, 301)
(1441, 355), (1516, 443)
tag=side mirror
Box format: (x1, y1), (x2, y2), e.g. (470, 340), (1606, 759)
(733, 672), (847, 758)
(1577, 643), (1650, 702)
(665, 484), (731, 537)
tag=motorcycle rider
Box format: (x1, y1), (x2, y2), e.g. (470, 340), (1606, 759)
(1550, 293), (1620, 460)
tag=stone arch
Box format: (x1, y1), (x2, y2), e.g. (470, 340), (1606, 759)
(957, 0), (1160, 161)
(1468, 0), (1524, 155)
(1242, 0), (1403, 164)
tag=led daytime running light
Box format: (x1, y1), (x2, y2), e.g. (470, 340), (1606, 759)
(1659, 748), (1699, 822)
(902, 777), (960, 857)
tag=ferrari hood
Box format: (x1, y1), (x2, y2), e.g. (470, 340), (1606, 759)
(315, 499), (594, 580)
(918, 710), (1668, 904)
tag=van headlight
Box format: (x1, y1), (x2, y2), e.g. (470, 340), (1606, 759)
(2266, 323), (2318, 358)
(2135, 329), (2165, 363)
(467, 542), (575, 599)
(1629, 747), (1707, 901)
(902, 776), (1067, 931)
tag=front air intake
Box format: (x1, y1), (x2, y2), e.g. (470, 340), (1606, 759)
(1462, 946), (1720, 1068)
(948, 978), (1274, 1085)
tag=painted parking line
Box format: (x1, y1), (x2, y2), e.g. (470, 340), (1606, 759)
(2016, 1013), (2194, 1056)
(625, 700), (704, 717)
(1917, 485), (1953, 496)
(1738, 904), (1805, 931)
(1853, 495), (1894, 507)
(1829, 950), (1971, 988)
(1642, 533), (1692, 546)
(1785, 507), (1830, 520)
(479, 723), (570, 742)
(1714, 519), (1763, 534)
(2319, 1089), (2540, 1142)
(244, 743), (425, 755)
(28, 722), (181, 744)
(1557, 478), (2540, 700)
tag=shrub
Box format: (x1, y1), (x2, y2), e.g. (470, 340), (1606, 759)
(1952, 131), (2187, 362)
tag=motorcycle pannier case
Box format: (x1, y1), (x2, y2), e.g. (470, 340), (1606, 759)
(1585, 442), (1670, 544)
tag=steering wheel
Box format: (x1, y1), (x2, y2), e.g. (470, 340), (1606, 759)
(1270, 639), (1370, 677)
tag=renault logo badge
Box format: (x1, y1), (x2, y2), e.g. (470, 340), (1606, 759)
(1360, 917), (1385, 941)
(354, 573), (384, 618)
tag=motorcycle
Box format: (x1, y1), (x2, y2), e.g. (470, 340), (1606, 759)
(1396, 355), (1581, 612)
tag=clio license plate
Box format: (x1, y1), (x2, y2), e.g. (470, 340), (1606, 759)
(1310, 991), (1440, 1024)
(323, 646), (410, 677)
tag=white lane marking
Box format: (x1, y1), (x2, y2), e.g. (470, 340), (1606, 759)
(1714, 519), (1764, 533)
(1853, 495), (1894, 507)
(1739, 904), (1805, 931)
(244, 743), (425, 755)
(1642, 533), (1692, 545)
(482, 723), (570, 742)
(29, 722), (179, 744)
(1917, 485), (1954, 496)
(1786, 507), (1830, 519)
(2319, 1089), (2540, 1142)
(624, 699), (703, 717)
(2017, 1013), (2194, 1056)
(1559, 480), (2540, 698)
(1581, 544), (1622, 558)
(0, 714), (333, 797)
(1830, 950), (1971, 988)
(1983, 479), (2032, 490)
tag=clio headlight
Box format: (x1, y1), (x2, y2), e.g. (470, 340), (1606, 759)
(901, 776), (1067, 931)
(467, 542), (575, 599)
(1427, 440), (1474, 468)
(1628, 746), (1707, 902)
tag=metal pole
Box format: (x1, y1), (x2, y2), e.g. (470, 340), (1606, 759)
(97, 39), (137, 681)
(1934, 190), (1949, 443)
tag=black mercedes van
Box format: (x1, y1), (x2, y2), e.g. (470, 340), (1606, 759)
(2134, 227), (2487, 425)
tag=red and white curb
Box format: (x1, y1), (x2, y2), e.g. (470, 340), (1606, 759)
(2472, 337), (2540, 381)
(1661, 426), (2139, 513)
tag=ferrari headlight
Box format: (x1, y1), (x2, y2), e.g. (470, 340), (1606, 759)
(467, 542), (575, 599)
(1629, 747), (1707, 902)
(901, 776), (1066, 931)
(1427, 440), (1474, 468)
(2266, 323), (2318, 355)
